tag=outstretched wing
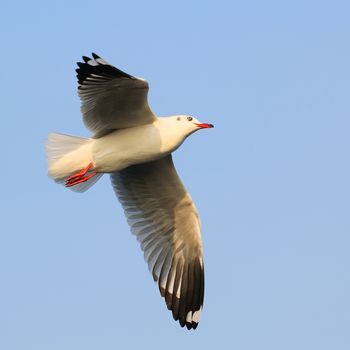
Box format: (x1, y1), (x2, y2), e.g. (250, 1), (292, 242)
(76, 53), (156, 137)
(110, 155), (204, 330)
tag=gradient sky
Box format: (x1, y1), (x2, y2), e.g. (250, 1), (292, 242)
(0, 1), (349, 349)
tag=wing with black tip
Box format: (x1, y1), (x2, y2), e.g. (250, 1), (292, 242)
(76, 53), (156, 137)
(110, 155), (204, 330)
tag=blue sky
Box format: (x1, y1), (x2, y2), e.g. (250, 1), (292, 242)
(0, 0), (349, 349)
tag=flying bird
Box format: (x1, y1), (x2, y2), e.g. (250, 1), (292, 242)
(46, 53), (214, 329)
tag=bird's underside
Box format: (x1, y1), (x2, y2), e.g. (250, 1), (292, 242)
(46, 53), (206, 329)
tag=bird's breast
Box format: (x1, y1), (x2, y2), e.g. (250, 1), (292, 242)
(91, 124), (179, 173)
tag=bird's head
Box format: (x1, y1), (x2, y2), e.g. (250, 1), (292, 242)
(155, 115), (214, 150)
(170, 115), (214, 137)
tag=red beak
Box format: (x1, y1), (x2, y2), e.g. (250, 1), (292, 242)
(195, 123), (214, 129)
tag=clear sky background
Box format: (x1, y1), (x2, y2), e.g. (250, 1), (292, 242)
(0, 0), (349, 349)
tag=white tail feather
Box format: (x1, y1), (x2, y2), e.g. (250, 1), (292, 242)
(46, 132), (103, 192)
(46, 133), (89, 168)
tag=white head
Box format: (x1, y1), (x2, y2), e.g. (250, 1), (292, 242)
(154, 115), (214, 154)
(163, 115), (214, 138)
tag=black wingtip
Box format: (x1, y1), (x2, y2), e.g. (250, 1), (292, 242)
(82, 56), (90, 63)
(76, 52), (135, 87)
(184, 320), (198, 330)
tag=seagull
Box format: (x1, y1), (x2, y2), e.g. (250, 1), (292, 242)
(46, 53), (214, 330)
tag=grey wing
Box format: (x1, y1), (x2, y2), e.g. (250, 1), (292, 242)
(110, 155), (204, 330)
(76, 53), (156, 137)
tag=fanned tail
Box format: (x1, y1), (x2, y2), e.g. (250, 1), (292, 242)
(46, 132), (103, 192)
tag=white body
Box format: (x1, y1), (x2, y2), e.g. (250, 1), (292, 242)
(93, 118), (187, 172)
(48, 116), (197, 180)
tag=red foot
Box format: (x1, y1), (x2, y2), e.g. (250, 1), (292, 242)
(65, 162), (97, 187)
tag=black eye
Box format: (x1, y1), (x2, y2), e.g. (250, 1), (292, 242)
(187, 116), (193, 121)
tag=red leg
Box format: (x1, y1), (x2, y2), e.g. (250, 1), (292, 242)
(66, 163), (93, 182)
(65, 163), (97, 187)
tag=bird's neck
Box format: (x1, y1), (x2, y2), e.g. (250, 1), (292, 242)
(154, 118), (188, 154)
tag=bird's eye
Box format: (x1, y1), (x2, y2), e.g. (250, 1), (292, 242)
(177, 117), (181, 121)
(187, 116), (193, 121)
